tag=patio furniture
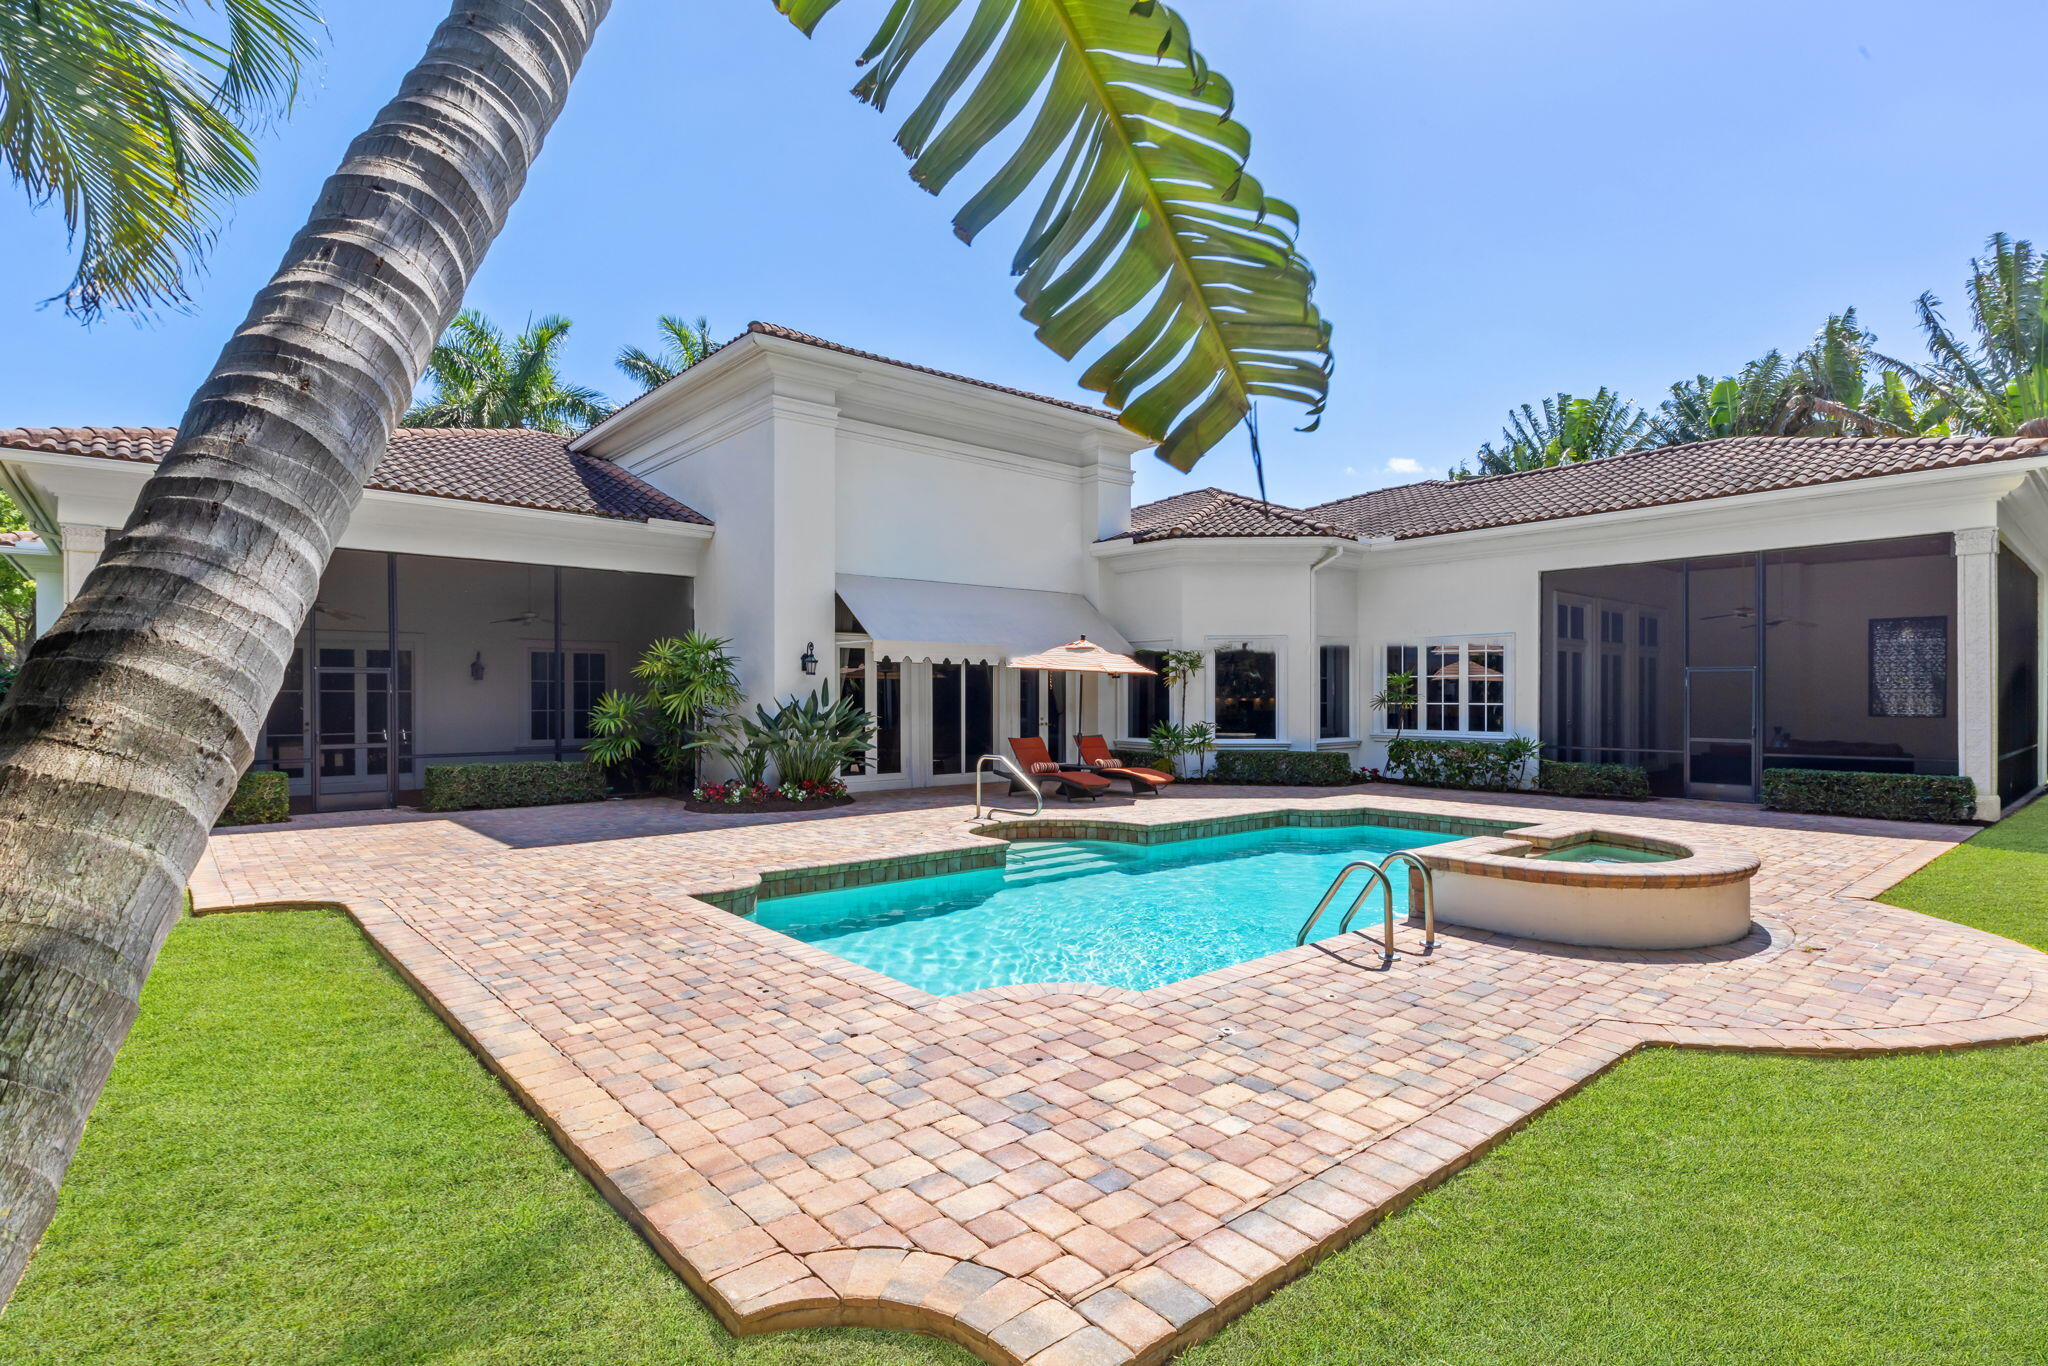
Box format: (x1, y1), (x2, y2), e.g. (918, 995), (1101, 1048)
(1008, 736), (1112, 802)
(1076, 734), (1174, 795)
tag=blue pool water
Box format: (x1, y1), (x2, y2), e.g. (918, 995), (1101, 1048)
(751, 823), (1457, 995)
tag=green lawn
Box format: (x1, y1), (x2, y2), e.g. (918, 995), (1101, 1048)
(5, 803), (2046, 1365)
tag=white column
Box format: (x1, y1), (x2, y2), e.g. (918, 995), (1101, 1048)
(57, 522), (108, 602)
(1954, 526), (2002, 821)
(31, 561), (63, 636)
(1078, 437), (1134, 542)
(1285, 630), (1321, 752)
(763, 387), (840, 704)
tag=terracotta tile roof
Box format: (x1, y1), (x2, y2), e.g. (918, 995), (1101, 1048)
(584, 321), (1123, 439)
(0, 529), (43, 548)
(0, 425), (711, 526)
(743, 322), (1119, 419)
(1308, 434), (2048, 541)
(1118, 486), (1352, 542)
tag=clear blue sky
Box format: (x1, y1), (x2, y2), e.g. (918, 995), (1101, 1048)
(2, 0), (2043, 510)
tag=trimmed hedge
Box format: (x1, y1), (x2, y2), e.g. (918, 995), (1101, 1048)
(216, 770), (289, 827)
(1537, 759), (1651, 801)
(1210, 748), (1355, 786)
(422, 760), (607, 813)
(1762, 768), (1977, 824)
(1386, 736), (1540, 791)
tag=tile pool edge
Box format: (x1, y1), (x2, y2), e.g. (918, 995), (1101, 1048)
(699, 804), (1525, 917)
(696, 806), (1753, 966)
(693, 843), (1008, 916)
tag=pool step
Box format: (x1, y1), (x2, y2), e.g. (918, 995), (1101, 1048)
(1002, 842), (1137, 885)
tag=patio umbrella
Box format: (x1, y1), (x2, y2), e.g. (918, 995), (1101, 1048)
(1007, 637), (1157, 675)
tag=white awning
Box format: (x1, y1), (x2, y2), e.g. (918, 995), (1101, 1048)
(835, 574), (1133, 665)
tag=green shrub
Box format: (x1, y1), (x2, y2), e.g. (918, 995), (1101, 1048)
(1211, 748), (1355, 786)
(422, 761), (607, 813)
(1537, 759), (1651, 800)
(216, 770), (289, 827)
(1762, 768), (1977, 824)
(1386, 736), (1540, 791)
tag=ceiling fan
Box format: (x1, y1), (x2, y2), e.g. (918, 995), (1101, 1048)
(1700, 607), (1801, 628)
(313, 601), (364, 622)
(491, 567), (557, 626)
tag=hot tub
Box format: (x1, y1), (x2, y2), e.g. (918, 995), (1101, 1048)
(1417, 823), (1757, 950)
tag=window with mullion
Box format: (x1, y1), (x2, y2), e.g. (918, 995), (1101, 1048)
(1381, 644), (1419, 731)
(1385, 638), (1510, 737)
(1424, 645), (1461, 732)
(1466, 641), (1506, 733)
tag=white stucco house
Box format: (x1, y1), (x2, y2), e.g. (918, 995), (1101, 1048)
(6, 322), (2047, 821)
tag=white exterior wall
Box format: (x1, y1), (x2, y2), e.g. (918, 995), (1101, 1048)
(1099, 540), (1346, 753)
(1352, 466), (2028, 815)
(580, 334), (1147, 773)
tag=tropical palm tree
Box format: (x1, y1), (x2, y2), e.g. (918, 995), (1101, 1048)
(1456, 389), (1653, 477)
(1880, 233), (2048, 435)
(0, 0), (322, 318)
(617, 314), (715, 392)
(1793, 310), (1950, 438)
(1645, 312), (1949, 447)
(0, 0), (1333, 1299)
(403, 310), (612, 432)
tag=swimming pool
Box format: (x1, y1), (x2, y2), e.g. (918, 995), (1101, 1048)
(750, 823), (1457, 995)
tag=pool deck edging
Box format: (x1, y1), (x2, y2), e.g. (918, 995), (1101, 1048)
(183, 787), (2048, 1366)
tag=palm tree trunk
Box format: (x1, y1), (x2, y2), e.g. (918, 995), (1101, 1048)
(0, 0), (610, 1303)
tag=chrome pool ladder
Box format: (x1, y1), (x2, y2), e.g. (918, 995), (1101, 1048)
(1295, 853), (1437, 962)
(973, 753), (1045, 820)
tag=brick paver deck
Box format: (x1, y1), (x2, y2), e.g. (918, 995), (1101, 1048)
(192, 786), (2048, 1366)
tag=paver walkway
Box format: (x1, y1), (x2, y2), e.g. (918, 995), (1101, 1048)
(193, 786), (2048, 1366)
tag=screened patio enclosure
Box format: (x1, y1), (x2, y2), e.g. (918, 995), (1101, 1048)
(1541, 533), (1989, 801)
(254, 548), (691, 812)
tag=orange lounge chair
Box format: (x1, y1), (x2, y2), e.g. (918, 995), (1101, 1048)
(1077, 735), (1175, 795)
(1009, 736), (1112, 802)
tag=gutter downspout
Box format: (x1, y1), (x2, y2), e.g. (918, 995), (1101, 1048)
(1305, 542), (1345, 749)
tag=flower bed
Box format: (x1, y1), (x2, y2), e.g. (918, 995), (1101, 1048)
(683, 779), (854, 814)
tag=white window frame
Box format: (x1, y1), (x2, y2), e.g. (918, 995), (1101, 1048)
(523, 642), (615, 750)
(835, 636), (905, 789)
(1121, 640), (1173, 743)
(1206, 635), (1286, 746)
(1317, 637), (1357, 744)
(1374, 634), (1514, 739)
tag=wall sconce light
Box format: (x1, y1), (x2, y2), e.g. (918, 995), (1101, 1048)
(800, 642), (818, 675)
(470, 651), (486, 682)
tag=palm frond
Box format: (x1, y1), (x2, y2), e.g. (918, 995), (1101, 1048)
(405, 308), (611, 431)
(0, 0), (321, 318)
(776, 0), (1331, 469)
(616, 313), (715, 391)
(1465, 388), (1649, 475)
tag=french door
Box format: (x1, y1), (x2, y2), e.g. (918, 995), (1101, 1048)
(1017, 668), (1081, 763)
(313, 646), (415, 805)
(836, 649), (997, 787)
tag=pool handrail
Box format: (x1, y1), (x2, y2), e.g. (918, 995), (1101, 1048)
(1333, 865), (1397, 964)
(1297, 854), (1437, 961)
(973, 753), (1045, 820)
(1379, 850), (1437, 953)
(1296, 861), (1389, 946)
